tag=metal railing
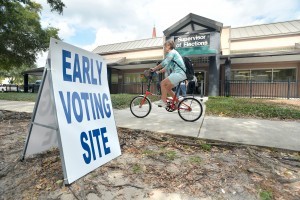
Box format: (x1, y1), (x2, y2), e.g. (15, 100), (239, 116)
(111, 80), (207, 97)
(0, 85), (20, 92)
(111, 82), (160, 94)
(220, 79), (300, 99)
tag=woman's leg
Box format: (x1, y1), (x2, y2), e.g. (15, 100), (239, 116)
(181, 84), (187, 96)
(175, 86), (180, 97)
(160, 78), (175, 102)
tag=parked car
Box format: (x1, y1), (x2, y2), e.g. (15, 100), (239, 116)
(0, 84), (19, 92)
(0, 84), (5, 92)
(28, 80), (41, 93)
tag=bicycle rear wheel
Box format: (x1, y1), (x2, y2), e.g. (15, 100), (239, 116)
(130, 95), (152, 118)
(178, 97), (203, 122)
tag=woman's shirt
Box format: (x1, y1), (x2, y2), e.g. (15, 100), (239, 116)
(161, 49), (186, 74)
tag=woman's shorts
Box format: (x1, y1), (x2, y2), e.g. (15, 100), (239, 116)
(167, 71), (187, 86)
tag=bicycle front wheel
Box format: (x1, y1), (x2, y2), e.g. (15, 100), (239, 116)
(178, 97), (203, 122)
(130, 95), (152, 118)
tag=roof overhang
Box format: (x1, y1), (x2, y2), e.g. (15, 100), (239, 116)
(104, 57), (126, 65)
(107, 57), (162, 67)
(163, 13), (223, 37)
(110, 63), (155, 70)
(22, 67), (45, 76)
(221, 50), (300, 64)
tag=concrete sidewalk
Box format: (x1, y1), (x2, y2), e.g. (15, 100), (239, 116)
(0, 100), (35, 113)
(1, 99), (300, 151)
(114, 98), (206, 138)
(199, 116), (300, 151)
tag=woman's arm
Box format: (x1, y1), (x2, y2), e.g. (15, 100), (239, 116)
(151, 64), (162, 71)
(157, 68), (166, 74)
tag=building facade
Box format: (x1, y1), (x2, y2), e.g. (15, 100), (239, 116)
(93, 13), (300, 97)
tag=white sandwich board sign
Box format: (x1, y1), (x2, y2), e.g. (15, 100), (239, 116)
(22, 38), (121, 184)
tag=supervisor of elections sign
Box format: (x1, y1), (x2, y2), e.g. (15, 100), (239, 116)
(175, 33), (210, 48)
(174, 33), (216, 56)
(22, 38), (121, 184)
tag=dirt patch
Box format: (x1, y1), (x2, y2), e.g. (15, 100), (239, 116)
(269, 99), (300, 109)
(0, 110), (300, 200)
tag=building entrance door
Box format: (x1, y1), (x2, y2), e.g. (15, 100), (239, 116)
(194, 71), (206, 96)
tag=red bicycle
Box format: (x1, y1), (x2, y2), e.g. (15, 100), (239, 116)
(130, 70), (203, 122)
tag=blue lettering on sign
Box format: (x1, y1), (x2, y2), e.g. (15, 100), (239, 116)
(102, 93), (111, 118)
(59, 91), (71, 123)
(90, 59), (97, 85)
(58, 91), (112, 124)
(80, 127), (111, 164)
(81, 93), (90, 121)
(73, 54), (82, 83)
(82, 56), (91, 84)
(96, 61), (102, 85)
(61, 49), (103, 85)
(80, 131), (91, 164)
(100, 127), (111, 155)
(59, 49), (114, 165)
(62, 50), (72, 82)
(94, 93), (104, 119)
(72, 92), (83, 122)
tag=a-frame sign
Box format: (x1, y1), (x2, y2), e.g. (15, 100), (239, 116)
(22, 38), (121, 184)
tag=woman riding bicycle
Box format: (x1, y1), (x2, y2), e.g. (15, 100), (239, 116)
(151, 40), (186, 107)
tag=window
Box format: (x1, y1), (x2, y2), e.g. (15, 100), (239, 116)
(231, 68), (296, 82)
(111, 74), (118, 83)
(251, 70), (272, 82)
(124, 73), (141, 83)
(273, 68), (296, 82)
(231, 70), (251, 81)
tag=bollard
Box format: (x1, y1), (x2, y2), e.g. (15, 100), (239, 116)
(287, 78), (291, 99)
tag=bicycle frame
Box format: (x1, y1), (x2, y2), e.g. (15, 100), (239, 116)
(140, 72), (192, 111)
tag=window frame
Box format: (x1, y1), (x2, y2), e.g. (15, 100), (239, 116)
(230, 67), (297, 82)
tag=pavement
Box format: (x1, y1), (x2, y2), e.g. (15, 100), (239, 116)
(0, 100), (35, 113)
(1, 99), (300, 151)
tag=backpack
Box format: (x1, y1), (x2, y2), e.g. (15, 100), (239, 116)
(173, 57), (195, 81)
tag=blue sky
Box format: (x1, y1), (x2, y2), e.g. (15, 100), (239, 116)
(36, 0), (300, 66)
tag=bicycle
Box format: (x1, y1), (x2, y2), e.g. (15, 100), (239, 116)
(130, 70), (203, 122)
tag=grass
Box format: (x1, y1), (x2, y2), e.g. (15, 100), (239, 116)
(110, 94), (136, 109)
(189, 156), (202, 164)
(142, 149), (156, 156)
(0, 92), (37, 102)
(0, 92), (160, 110)
(205, 96), (300, 120)
(132, 164), (142, 173)
(200, 143), (212, 151)
(164, 150), (177, 161)
(259, 190), (273, 200)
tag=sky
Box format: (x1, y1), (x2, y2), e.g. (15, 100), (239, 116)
(36, 0), (300, 66)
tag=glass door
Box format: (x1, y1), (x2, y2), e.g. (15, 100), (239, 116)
(195, 71), (205, 95)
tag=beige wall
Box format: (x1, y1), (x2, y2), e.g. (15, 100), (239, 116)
(230, 62), (298, 70)
(102, 48), (163, 60)
(220, 26), (231, 55)
(230, 35), (300, 53)
(220, 61), (299, 76)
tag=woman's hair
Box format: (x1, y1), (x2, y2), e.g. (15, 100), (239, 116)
(164, 40), (175, 50)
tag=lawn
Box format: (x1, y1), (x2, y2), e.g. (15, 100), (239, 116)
(3, 93), (299, 120)
(205, 96), (300, 120)
(0, 92), (160, 110)
(0, 92), (37, 102)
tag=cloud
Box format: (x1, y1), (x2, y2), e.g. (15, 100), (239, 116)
(82, 27), (138, 51)
(35, 52), (48, 67)
(36, 0), (300, 65)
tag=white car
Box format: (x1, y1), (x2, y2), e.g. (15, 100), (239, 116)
(0, 84), (19, 92)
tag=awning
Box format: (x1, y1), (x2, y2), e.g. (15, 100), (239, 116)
(22, 67), (45, 76)
(105, 57), (126, 65)
(220, 50), (300, 64)
(107, 56), (163, 67)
